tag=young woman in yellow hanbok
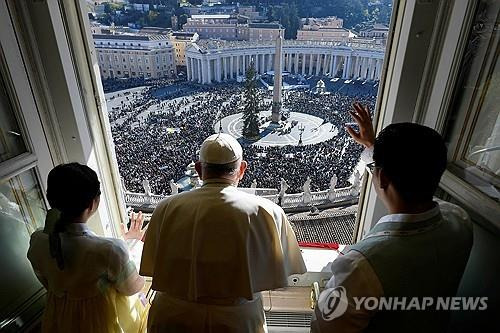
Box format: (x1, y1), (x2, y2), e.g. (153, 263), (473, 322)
(27, 163), (148, 332)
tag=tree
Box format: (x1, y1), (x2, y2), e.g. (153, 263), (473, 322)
(242, 63), (260, 139)
(268, 3), (301, 39)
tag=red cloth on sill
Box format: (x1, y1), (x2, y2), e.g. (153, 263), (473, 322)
(298, 242), (339, 250)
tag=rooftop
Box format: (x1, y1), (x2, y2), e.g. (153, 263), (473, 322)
(171, 32), (197, 37)
(92, 34), (170, 41)
(191, 14), (233, 19)
(248, 23), (283, 29)
(189, 38), (386, 53)
(288, 207), (357, 245)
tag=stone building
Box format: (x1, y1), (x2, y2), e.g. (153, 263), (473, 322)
(93, 34), (176, 79)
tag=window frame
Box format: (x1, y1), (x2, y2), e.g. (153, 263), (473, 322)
(0, 1), (57, 329)
(7, 0), (127, 237)
(357, 0), (452, 240)
(415, 0), (499, 231)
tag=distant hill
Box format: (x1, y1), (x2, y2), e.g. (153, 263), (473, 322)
(235, 0), (392, 29)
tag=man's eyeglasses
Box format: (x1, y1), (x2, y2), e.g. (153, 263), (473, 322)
(365, 162), (379, 175)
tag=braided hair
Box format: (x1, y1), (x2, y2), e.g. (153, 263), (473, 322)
(45, 163), (101, 270)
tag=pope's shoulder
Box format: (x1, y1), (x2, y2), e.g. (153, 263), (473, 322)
(232, 188), (284, 212)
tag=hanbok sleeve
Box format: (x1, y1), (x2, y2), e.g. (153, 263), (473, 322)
(107, 239), (144, 296)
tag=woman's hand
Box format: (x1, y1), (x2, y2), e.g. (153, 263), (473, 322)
(121, 211), (145, 241)
(346, 102), (376, 148)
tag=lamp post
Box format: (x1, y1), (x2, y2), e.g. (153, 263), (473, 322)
(298, 123), (305, 145)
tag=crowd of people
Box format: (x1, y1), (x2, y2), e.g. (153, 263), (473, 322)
(107, 77), (376, 195)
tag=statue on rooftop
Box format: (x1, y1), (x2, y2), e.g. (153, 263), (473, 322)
(303, 176), (312, 205)
(142, 179), (152, 196)
(169, 179), (179, 195)
(278, 178), (289, 206)
(351, 170), (361, 196)
(328, 174), (338, 202)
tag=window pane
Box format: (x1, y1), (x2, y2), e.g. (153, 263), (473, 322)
(0, 75), (28, 162)
(0, 168), (46, 321)
(444, 0), (499, 201)
(465, 60), (499, 176)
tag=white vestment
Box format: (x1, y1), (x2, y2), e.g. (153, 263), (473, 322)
(141, 178), (306, 332)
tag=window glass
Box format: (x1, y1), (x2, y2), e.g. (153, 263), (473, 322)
(444, 0), (499, 201)
(0, 75), (27, 162)
(0, 168), (46, 319)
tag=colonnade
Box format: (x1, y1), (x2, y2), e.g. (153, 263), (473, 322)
(186, 43), (385, 84)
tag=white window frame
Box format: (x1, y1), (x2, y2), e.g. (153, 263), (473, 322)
(7, 0), (127, 237)
(415, 0), (499, 230)
(0, 1), (54, 189)
(356, 0), (449, 239)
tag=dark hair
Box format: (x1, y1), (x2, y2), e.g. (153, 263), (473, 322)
(201, 161), (239, 178)
(373, 123), (447, 203)
(46, 163), (101, 269)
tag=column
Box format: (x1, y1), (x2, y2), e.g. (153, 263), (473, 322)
(315, 54), (321, 76)
(202, 58), (207, 84)
(268, 53), (273, 72)
(308, 54), (314, 76)
(360, 57), (365, 79)
(376, 59), (382, 80)
(216, 57), (221, 82)
(263, 54), (267, 73)
(186, 57), (191, 81)
(368, 58), (374, 80)
(301, 54), (306, 75)
(236, 55), (240, 76)
(350, 56), (356, 78)
(342, 55), (349, 79)
(372, 59), (378, 80)
(330, 54), (337, 78)
(206, 59), (211, 83)
(190, 58), (195, 81)
(197, 59), (202, 83)
(322, 54), (329, 76)
(359, 57), (364, 78)
(293, 53), (299, 74)
(365, 58), (371, 80)
(230, 56), (234, 79)
(242, 54), (246, 74)
(225, 57), (230, 80)
(363, 57), (369, 79)
(351, 56), (357, 78)
(191, 58), (198, 81)
(287, 53), (292, 73)
(348, 56), (354, 78)
(221, 57), (225, 81)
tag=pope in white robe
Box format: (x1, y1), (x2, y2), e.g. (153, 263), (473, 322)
(140, 133), (307, 332)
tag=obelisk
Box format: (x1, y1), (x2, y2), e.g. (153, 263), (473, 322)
(271, 29), (284, 123)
